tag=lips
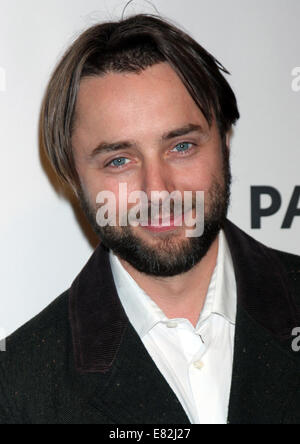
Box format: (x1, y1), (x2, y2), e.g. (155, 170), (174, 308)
(143, 213), (184, 227)
(149, 215), (175, 226)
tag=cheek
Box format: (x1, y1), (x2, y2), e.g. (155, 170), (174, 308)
(79, 171), (118, 210)
(178, 161), (220, 193)
(91, 178), (140, 217)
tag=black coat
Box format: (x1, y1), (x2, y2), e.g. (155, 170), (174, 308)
(1, 219), (300, 424)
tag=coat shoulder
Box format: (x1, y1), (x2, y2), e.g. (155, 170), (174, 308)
(0, 291), (71, 423)
(271, 248), (300, 272)
(269, 247), (300, 310)
(2, 290), (69, 353)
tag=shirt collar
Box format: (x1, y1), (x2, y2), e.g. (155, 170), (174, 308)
(109, 229), (237, 338)
(211, 229), (237, 325)
(109, 250), (165, 338)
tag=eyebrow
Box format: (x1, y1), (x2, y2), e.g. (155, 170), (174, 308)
(88, 123), (206, 160)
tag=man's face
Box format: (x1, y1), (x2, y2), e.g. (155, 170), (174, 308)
(72, 62), (231, 277)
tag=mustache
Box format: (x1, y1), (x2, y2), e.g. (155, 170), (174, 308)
(137, 199), (196, 219)
(95, 192), (199, 213)
(124, 193), (199, 225)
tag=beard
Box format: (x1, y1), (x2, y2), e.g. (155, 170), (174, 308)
(77, 145), (231, 277)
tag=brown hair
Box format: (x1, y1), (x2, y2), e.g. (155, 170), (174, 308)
(41, 13), (240, 191)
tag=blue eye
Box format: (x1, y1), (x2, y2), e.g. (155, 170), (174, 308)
(172, 142), (193, 153)
(107, 157), (129, 168)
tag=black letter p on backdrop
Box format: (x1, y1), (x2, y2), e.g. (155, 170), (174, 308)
(251, 186), (282, 229)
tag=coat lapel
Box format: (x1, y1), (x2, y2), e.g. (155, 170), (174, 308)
(227, 305), (300, 424)
(68, 241), (189, 424)
(87, 323), (190, 424)
(223, 220), (300, 424)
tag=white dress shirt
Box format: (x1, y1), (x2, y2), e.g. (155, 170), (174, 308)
(109, 230), (237, 424)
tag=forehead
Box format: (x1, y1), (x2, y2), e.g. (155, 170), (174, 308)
(73, 62), (210, 138)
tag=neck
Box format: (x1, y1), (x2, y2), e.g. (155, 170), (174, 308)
(118, 235), (219, 328)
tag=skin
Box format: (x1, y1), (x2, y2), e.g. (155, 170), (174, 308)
(72, 62), (231, 327)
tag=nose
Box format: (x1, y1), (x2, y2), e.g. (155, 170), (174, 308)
(141, 158), (175, 201)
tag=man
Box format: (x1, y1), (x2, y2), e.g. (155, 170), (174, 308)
(1, 13), (300, 425)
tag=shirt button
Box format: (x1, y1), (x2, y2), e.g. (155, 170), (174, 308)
(193, 360), (204, 370)
(166, 321), (178, 328)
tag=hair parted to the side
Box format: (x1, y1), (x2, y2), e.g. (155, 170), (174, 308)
(40, 13), (240, 192)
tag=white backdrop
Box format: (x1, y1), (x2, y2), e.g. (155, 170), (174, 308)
(0, 0), (299, 336)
